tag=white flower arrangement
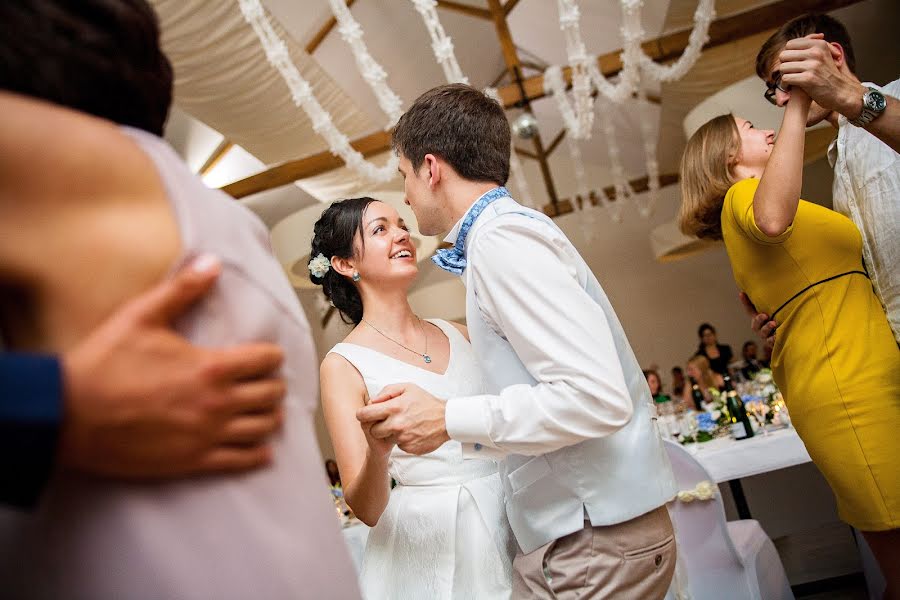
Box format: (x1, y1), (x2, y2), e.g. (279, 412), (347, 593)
(676, 480), (716, 502)
(308, 253), (331, 278)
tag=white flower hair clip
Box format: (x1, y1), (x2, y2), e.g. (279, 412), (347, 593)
(308, 253), (331, 278)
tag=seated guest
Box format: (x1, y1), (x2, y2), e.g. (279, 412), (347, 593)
(643, 369), (670, 403)
(682, 355), (724, 408)
(737, 341), (768, 380)
(670, 366), (686, 397)
(695, 323), (733, 376)
(325, 459), (342, 488)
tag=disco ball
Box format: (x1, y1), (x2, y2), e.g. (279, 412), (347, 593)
(511, 112), (539, 139)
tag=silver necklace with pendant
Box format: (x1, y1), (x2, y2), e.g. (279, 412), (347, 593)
(362, 317), (432, 364)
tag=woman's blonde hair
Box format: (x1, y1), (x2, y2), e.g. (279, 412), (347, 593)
(678, 114), (741, 240)
(687, 355), (719, 390)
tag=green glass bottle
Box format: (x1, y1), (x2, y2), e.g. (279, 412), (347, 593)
(723, 375), (754, 440)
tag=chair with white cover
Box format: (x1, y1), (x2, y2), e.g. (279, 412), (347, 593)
(663, 440), (794, 600)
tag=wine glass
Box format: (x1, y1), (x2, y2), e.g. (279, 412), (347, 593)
(747, 400), (770, 436)
(681, 411), (698, 444)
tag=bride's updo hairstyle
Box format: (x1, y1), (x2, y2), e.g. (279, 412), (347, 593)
(309, 197), (377, 324)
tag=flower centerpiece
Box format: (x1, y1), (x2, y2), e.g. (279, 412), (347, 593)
(678, 388), (732, 444)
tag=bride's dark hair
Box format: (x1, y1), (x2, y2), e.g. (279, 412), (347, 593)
(309, 197), (378, 324)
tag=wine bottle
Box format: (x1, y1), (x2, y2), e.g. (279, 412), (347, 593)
(723, 375), (754, 440)
(689, 377), (705, 411)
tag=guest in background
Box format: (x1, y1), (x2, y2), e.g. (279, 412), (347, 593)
(682, 355), (723, 408)
(670, 366), (686, 398)
(737, 341), (767, 381)
(643, 369), (670, 403)
(325, 459), (342, 488)
(695, 323), (733, 376)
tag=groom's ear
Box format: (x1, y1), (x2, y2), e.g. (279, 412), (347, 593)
(423, 153), (441, 188)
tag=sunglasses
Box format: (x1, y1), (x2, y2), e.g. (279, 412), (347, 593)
(764, 73), (791, 105)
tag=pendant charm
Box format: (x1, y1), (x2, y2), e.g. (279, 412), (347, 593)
(423, 355), (432, 364)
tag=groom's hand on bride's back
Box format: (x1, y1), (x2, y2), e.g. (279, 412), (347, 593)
(357, 384), (450, 456)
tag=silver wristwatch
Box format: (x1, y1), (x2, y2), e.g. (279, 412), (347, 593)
(849, 87), (887, 127)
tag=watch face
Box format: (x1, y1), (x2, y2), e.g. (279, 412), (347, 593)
(866, 90), (887, 112)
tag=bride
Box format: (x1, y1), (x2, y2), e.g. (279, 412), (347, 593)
(311, 197), (514, 599)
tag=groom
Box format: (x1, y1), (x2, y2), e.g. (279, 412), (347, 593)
(358, 84), (677, 598)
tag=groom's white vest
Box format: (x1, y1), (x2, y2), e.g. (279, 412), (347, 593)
(462, 198), (677, 554)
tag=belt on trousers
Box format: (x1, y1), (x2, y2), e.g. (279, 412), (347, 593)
(770, 270), (869, 320)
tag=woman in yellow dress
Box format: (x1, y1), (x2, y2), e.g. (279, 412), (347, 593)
(678, 86), (900, 587)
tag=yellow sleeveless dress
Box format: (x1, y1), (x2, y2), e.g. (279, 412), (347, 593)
(722, 177), (900, 531)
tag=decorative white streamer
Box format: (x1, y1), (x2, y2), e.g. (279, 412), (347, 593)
(238, 0), (399, 183)
(566, 134), (603, 242)
(634, 84), (660, 218)
(554, 0), (594, 139)
(327, 0), (404, 127)
(411, 0), (469, 85)
(637, 0), (716, 82)
(596, 99), (631, 223)
(544, 65), (584, 140)
(544, 0), (715, 221)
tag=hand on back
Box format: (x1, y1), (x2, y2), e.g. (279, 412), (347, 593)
(61, 255), (286, 479)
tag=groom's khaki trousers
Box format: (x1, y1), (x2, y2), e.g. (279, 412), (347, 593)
(512, 506), (675, 599)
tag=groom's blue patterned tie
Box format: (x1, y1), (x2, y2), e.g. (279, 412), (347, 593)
(431, 187), (509, 276)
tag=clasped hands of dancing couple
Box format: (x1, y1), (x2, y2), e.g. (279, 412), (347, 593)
(358, 383), (450, 457)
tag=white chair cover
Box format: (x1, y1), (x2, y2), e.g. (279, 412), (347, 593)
(663, 441), (794, 600)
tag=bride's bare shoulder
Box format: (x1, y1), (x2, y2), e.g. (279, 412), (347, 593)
(320, 351), (364, 388)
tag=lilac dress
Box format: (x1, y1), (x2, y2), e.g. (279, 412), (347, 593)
(0, 127), (360, 600)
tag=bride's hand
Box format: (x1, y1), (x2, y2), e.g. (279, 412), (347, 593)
(362, 421), (395, 460)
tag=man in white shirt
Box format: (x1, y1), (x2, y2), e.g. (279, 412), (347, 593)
(747, 13), (900, 345)
(358, 84), (677, 598)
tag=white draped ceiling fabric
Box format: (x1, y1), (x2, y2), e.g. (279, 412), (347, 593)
(150, 0), (375, 166)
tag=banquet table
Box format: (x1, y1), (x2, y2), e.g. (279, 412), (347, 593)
(683, 427), (812, 519)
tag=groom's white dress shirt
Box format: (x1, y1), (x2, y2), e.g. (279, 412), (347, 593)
(444, 210), (633, 458)
(442, 192), (676, 553)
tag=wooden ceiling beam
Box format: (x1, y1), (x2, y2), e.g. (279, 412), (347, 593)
(496, 0), (865, 108)
(544, 129), (566, 157)
(305, 0), (356, 55)
(513, 146), (539, 160)
(220, 130), (392, 199)
(503, 0), (522, 16)
(198, 140), (234, 176)
(543, 173), (680, 217)
(486, 0), (560, 207)
(436, 0), (491, 20)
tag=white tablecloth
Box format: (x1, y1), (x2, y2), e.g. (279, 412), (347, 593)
(685, 427), (812, 482)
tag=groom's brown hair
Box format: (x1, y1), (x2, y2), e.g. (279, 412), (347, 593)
(391, 83), (510, 186)
(756, 13), (856, 80)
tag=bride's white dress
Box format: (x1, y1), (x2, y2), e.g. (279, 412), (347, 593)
(328, 319), (514, 600)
